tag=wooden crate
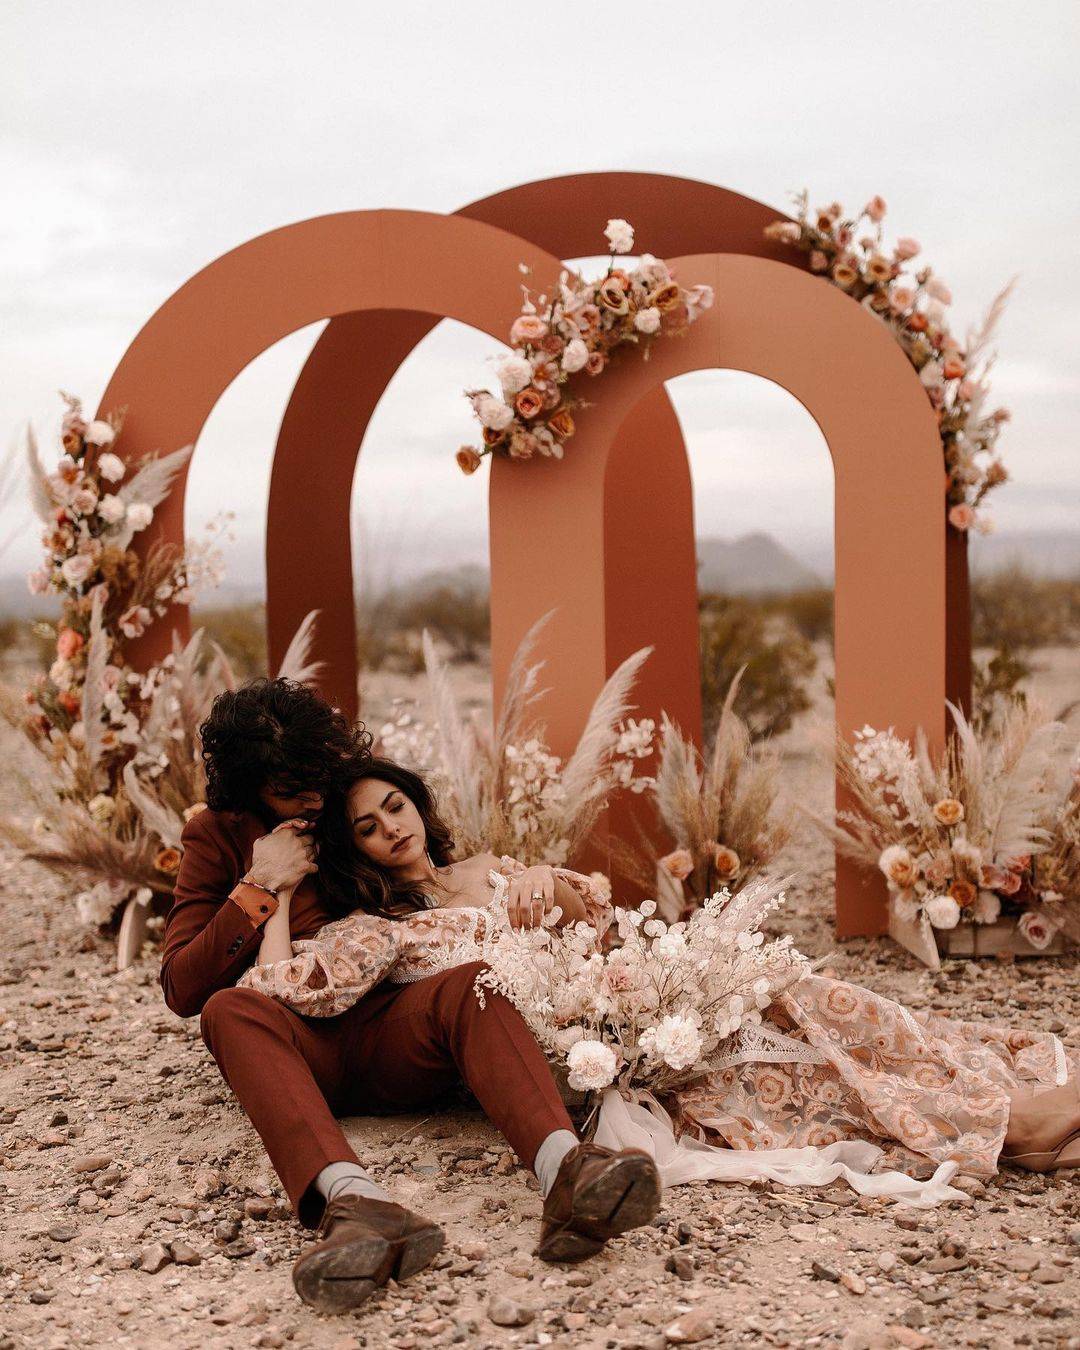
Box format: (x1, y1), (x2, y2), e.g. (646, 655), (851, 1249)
(937, 919), (1068, 959)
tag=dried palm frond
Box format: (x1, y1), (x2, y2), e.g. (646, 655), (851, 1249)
(81, 590), (108, 785)
(25, 423), (54, 524)
(422, 629), (489, 848)
(114, 445), (194, 549)
(964, 277), (1017, 368)
(559, 645), (652, 819)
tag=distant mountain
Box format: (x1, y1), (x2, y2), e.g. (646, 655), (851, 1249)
(696, 533), (822, 595)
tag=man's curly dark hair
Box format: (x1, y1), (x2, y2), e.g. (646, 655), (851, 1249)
(199, 678), (373, 814)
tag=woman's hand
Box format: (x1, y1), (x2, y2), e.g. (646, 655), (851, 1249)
(248, 818), (318, 892)
(506, 864), (557, 930)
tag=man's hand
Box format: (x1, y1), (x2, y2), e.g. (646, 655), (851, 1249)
(506, 864), (557, 930)
(247, 818), (318, 892)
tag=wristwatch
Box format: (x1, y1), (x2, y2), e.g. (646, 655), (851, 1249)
(228, 875), (281, 927)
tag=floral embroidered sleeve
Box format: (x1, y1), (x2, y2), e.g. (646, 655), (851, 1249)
(236, 912), (405, 1017)
(498, 856), (614, 938)
(387, 908), (494, 985)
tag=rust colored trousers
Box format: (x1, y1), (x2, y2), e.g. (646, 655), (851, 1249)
(200, 961), (575, 1226)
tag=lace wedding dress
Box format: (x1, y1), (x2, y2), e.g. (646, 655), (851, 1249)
(238, 858), (1073, 1207)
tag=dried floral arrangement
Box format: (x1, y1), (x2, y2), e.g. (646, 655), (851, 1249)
(375, 614), (655, 867)
(1, 394), (322, 931)
(615, 672), (793, 922)
(822, 700), (1077, 954)
(455, 219), (713, 474)
(765, 193), (1013, 531)
(423, 873), (808, 1111)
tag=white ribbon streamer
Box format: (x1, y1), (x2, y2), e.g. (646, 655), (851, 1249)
(593, 1086), (968, 1209)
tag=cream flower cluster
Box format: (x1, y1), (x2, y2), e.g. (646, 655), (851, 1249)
(765, 192), (1011, 529)
(456, 220), (714, 474)
(424, 875), (809, 1097)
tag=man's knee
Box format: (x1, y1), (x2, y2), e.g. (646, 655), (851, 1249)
(200, 985), (292, 1048)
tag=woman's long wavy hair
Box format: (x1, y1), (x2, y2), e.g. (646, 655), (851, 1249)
(317, 757), (456, 919)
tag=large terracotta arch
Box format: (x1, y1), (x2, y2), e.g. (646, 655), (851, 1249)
(94, 210), (568, 678)
(485, 254), (946, 937)
(269, 171), (969, 722)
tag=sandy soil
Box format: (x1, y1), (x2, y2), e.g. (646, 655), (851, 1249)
(1, 650), (1078, 1349)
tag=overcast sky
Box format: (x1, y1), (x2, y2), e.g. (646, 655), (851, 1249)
(3, 1), (1078, 596)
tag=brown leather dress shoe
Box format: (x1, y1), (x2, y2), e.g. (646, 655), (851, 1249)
(292, 1194), (445, 1313)
(535, 1142), (662, 1263)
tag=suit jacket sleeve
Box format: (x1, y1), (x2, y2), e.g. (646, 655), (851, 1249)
(159, 812), (265, 1017)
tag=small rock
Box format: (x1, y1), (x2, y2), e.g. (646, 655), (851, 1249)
(665, 1252), (695, 1281)
(876, 1252), (898, 1274)
(223, 1240), (256, 1260)
(244, 1197), (274, 1220)
(663, 1308), (716, 1344)
(884, 1329), (932, 1349)
(71, 1154), (111, 1174)
(138, 1243), (174, 1274)
(47, 1226), (78, 1243)
(504, 1255), (533, 1279)
(840, 1271), (867, 1295)
(457, 1240), (488, 1261)
(169, 1241), (202, 1266)
(926, 1254), (968, 1273)
(811, 1260), (840, 1282)
(1031, 1265), (1066, 1284)
(487, 1296), (534, 1328)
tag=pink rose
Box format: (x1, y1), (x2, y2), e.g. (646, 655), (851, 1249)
(864, 195), (887, 222)
(509, 314), (548, 346)
(996, 869), (1022, 896)
(809, 250), (829, 272)
(56, 628), (84, 661)
(894, 237), (921, 261)
(659, 849), (694, 881)
(1017, 910), (1057, 951)
(948, 504), (975, 532)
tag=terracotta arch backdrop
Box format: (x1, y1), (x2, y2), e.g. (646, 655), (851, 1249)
(485, 254), (946, 937)
(94, 209), (569, 677)
(270, 171), (970, 722)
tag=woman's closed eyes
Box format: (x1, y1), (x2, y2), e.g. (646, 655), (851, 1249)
(354, 794), (405, 837)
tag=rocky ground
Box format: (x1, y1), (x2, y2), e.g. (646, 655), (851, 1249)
(1, 648), (1079, 1348)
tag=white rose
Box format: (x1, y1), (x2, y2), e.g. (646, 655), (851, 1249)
(925, 895), (961, 930)
(126, 502), (154, 532)
(604, 218), (635, 254)
(97, 452), (125, 483)
(972, 890), (1001, 925)
(561, 338), (589, 373)
(496, 353), (533, 395)
(554, 1025), (586, 1055)
(566, 1038), (618, 1091)
(60, 554), (95, 587)
(84, 420), (115, 447)
(654, 931), (687, 961)
(639, 1013), (702, 1073)
(97, 493), (126, 525)
(634, 307), (661, 335)
(474, 394), (514, 432)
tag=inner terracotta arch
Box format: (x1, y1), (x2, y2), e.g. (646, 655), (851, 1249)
(485, 253), (946, 937)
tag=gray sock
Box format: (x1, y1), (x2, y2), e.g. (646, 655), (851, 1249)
(534, 1129), (579, 1198)
(315, 1160), (391, 1204)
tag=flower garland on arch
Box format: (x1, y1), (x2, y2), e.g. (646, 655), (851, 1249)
(454, 219), (713, 475)
(765, 192), (1014, 533)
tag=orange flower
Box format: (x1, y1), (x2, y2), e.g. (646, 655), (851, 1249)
(481, 426), (505, 446)
(659, 849), (694, 881)
(831, 261), (857, 288)
(58, 691), (81, 716)
(509, 314), (548, 346)
(948, 878), (977, 909)
(709, 843), (741, 881)
(155, 847), (182, 875)
(547, 409), (575, 440)
(56, 627), (85, 661)
(514, 388), (544, 420)
(865, 253), (892, 283)
(942, 354), (966, 380)
(456, 447), (482, 475)
(932, 797), (965, 827)
(908, 312), (929, 332)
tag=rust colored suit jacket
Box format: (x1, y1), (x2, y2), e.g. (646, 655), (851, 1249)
(160, 806), (334, 1018)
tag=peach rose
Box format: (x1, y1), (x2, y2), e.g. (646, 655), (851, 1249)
(509, 314), (548, 346)
(659, 849), (694, 881)
(598, 278), (629, 314)
(514, 388), (544, 420)
(809, 250), (829, 272)
(831, 260), (857, 288)
(646, 281), (681, 313)
(1017, 910), (1057, 951)
(1005, 854), (1032, 872)
(155, 847), (182, 875)
(56, 628), (85, 661)
(948, 504), (975, 532)
(456, 447), (482, 475)
(709, 843), (741, 881)
(547, 409), (575, 440)
(942, 355), (966, 381)
(878, 844), (919, 888)
(585, 351), (606, 376)
(932, 797), (965, 827)
(894, 237), (921, 260)
(996, 869), (1022, 896)
(864, 195), (887, 222)
(907, 311), (929, 332)
(575, 304), (601, 332)
(948, 878), (977, 909)
(865, 253), (892, 283)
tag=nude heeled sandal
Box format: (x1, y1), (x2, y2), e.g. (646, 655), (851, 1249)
(1003, 1128), (1080, 1173)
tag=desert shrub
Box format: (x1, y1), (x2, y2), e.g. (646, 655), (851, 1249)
(390, 587), (489, 662)
(196, 604), (266, 681)
(698, 594), (817, 742)
(971, 567), (1076, 651)
(762, 587), (834, 645)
